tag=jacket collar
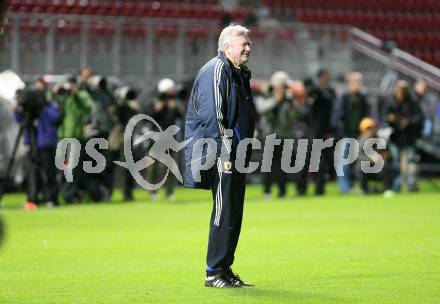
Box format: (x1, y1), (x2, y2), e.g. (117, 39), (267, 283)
(217, 50), (251, 79)
(217, 50), (232, 77)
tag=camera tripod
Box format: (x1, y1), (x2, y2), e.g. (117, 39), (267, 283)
(0, 114), (39, 207)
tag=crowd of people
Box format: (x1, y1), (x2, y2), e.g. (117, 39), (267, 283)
(9, 66), (440, 208)
(253, 70), (438, 197)
(12, 67), (185, 208)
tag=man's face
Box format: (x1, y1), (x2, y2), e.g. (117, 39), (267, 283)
(320, 72), (330, 85)
(225, 34), (251, 67)
(415, 81), (427, 96)
(394, 85), (406, 102)
(364, 127), (376, 139)
(67, 81), (77, 92)
(80, 68), (93, 81)
(33, 80), (46, 90)
(348, 77), (362, 93)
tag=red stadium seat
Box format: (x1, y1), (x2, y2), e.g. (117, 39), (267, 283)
(20, 19), (49, 34)
(55, 20), (81, 34)
(273, 28), (295, 41)
(123, 24), (147, 37)
(90, 22), (115, 37)
(154, 24), (179, 37)
(187, 25), (209, 38)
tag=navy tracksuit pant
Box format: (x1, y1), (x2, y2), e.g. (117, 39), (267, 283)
(206, 158), (247, 274)
(206, 62), (254, 274)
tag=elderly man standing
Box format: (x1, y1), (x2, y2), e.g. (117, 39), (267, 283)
(332, 72), (370, 193)
(184, 24), (255, 288)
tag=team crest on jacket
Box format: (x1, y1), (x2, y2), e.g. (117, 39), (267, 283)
(224, 161), (232, 171)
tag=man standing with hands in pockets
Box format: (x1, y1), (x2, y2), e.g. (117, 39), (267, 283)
(184, 24), (256, 288)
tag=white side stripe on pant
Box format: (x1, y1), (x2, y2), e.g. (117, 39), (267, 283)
(214, 158), (223, 226)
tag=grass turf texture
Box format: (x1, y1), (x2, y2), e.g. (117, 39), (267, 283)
(0, 183), (439, 303)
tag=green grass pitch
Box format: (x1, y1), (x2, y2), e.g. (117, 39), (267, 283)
(0, 183), (439, 303)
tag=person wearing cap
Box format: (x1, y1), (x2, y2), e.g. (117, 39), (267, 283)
(145, 78), (184, 201)
(356, 117), (393, 194)
(254, 71), (296, 198)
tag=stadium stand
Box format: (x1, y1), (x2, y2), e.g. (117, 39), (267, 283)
(6, 0), (252, 21)
(263, 0), (440, 68)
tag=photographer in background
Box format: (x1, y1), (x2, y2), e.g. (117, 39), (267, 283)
(254, 71), (294, 199)
(86, 75), (117, 200)
(356, 118), (393, 194)
(144, 78), (184, 201)
(386, 80), (424, 192)
(56, 76), (94, 203)
(111, 86), (141, 201)
(13, 77), (61, 208)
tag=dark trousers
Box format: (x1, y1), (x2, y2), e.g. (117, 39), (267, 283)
(39, 148), (59, 204)
(146, 152), (176, 197)
(294, 138), (326, 196)
(61, 140), (85, 203)
(206, 159), (247, 274)
(358, 161), (393, 193)
(26, 149), (38, 204)
(26, 147), (58, 204)
(262, 144), (286, 197)
(123, 166), (136, 200)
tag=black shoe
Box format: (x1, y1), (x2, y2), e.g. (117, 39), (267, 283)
(225, 269), (254, 287)
(205, 273), (240, 288)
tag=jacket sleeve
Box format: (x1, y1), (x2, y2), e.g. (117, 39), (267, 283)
(14, 109), (23, 123)
(77, 90), (95, 114)
(217, 65), (235, 158)
(197, 62), (231, 155)
(42, 102), (61, 125)
(331, 94), (344, 136)
(254, 96), (277, 114)
(214, 64), (230, 137)
(410, 101), (424, 126)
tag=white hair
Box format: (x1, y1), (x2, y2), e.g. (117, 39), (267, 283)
(218, 23), (250, 52)
(346, 71), (363, 83)
(270, 71), (291, 87)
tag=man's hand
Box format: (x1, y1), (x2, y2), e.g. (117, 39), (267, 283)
(274, 88), (285, 104)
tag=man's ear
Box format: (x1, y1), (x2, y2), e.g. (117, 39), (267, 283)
(224, 44), (229, 54)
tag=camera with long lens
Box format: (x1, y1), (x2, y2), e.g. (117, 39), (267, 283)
(16, 88), (47, 121)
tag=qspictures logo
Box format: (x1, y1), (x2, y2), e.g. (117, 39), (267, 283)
(55, 115), (387, 190)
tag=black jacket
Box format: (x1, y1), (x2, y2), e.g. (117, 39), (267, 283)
(332, 92), (370, 138)
(386, 97), (424, 146)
